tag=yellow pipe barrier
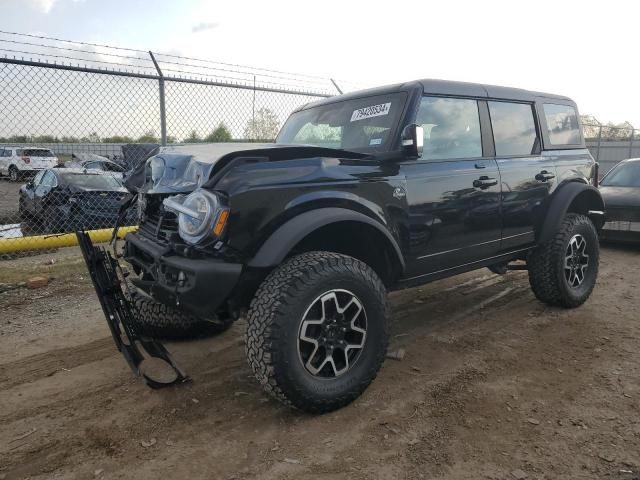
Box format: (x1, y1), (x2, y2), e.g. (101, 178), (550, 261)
(0, 226), (138, 254)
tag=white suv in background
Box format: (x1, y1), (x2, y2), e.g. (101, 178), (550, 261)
(0, 147), (60, 181)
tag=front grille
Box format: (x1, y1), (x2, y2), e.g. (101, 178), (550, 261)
(139, 211), (179, 246)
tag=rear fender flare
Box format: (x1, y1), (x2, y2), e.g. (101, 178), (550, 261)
(538, 182), (605, 244)
(248, 207), (405, 272)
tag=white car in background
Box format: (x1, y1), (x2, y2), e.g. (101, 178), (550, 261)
(0, 146), (60, 182)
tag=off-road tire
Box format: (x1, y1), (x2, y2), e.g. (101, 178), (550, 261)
(246, 251), (389, 413)
(132, 296), (233, 340)
(528, 213), (599, 308)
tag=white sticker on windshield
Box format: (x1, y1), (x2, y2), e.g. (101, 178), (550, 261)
(351, 103), (391, 122)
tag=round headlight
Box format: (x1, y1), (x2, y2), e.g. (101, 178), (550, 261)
(176, 190), (220, 244)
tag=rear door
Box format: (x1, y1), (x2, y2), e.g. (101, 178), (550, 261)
(539, 102), (593, 185)
(400, 96), (502, 280)
(487, 101), (557, 250)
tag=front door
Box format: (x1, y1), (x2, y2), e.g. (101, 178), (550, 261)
(23, 170), (46, 215)
(401, 96), (502, 281)
(34, 170), (57, 215)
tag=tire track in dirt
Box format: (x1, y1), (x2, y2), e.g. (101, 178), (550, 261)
(0, 337), (115, 389)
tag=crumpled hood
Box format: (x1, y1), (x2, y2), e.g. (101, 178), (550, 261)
(67, 184), (128, 194)
(126, 143), (367, 194)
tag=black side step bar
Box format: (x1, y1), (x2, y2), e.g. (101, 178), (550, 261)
(76, 231), (189, 389)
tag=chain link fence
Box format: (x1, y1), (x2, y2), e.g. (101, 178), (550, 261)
(3, 32), (637, 259)
(583, 122), (639, 178)
(0, 33), (341, 258)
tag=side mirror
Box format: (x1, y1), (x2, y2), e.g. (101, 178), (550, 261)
(401, 124), (424, 159)
(26, 181), (34, 190)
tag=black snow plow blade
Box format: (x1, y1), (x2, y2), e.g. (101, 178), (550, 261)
(76, 231), (189, 388)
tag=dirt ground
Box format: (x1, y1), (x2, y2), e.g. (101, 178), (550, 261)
(1, 243), (640, 480)
(0, 178), (22, 224)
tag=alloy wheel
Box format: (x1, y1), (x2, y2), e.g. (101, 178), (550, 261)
(564, 234), (589, 288)
(297, 289), (367, 378)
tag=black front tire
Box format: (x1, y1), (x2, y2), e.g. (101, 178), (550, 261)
(246, 251), (389, 413)
(528, 213), (599, 308)
(132, 296), (233, 340)
(43, 205), (64, 234)
(18, 198), (29, 219)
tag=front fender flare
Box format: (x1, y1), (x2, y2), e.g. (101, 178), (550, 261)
(248, 207), (405, 271)
(538, 183), (605, 244)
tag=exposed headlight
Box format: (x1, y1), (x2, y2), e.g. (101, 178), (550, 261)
(163, 190), (229, 245)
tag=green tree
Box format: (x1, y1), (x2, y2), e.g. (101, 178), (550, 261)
(205, 123), (232, 142)
(244, 108), (280, 141)
(137, 131), (159, 143)
(32, 135), (59, 143)
(183, 130), (201, 143)
(103, 135), (135, 143)
(81, 132), (101, 143)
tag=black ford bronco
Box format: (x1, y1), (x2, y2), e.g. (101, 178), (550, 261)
(80, 79), (605, 413)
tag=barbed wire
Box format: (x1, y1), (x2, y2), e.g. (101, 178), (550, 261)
(0, 37), (152, 63)
(0, 29), (147, 53)
(0, 30), (336, 84)
(0, 47), (158, 71)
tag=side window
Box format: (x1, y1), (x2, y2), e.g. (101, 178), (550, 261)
(105, 163), (123, 172)
(543, 104), (581, 145)
(33, 170), (45, 185)
(416, 96), (483, 160)
(488, 102), (538, 156)
(41, 171), (56, 187)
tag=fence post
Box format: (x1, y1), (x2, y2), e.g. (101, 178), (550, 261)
(148, 51), (167, 146)
(595, 124), (602, 162)
(252, 75), (256, 141)
(330, 78), (343, 94)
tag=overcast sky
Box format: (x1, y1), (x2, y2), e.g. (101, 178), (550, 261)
(2, 0), (640, 126)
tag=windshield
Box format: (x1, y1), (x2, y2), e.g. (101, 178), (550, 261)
(276, 93), (407, 153)
(601, 161), (640, 187)
(23, 149), (55, 157)
(61, 173), (123, 189)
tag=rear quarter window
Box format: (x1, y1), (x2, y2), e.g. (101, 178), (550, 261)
(543, 104), (581, 145)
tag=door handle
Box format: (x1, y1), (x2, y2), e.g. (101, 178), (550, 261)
(535, 170), (556, 182)
(473, 176), (498, 189)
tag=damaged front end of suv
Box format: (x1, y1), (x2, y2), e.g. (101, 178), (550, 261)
(77, 138), (379, 388)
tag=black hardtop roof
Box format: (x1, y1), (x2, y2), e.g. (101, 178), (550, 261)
(298, 79), (574, 111)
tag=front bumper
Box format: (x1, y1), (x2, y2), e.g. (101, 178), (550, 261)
(124, 233), (242, 319)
